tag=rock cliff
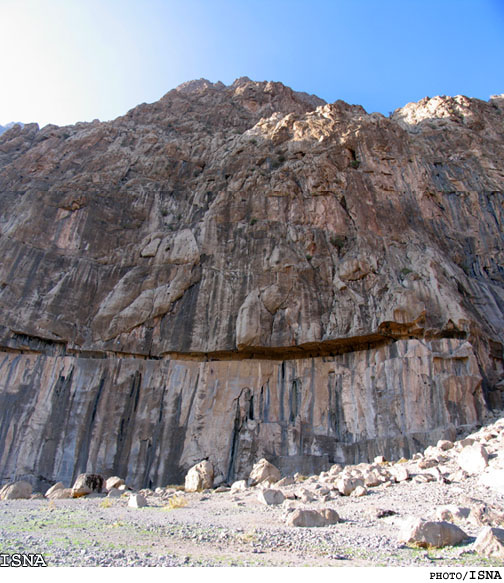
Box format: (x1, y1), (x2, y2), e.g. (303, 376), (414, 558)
(0, 78), (502, 490)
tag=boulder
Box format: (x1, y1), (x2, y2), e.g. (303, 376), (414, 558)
(45, 482), (65, 498)
(72, 473), (104, 497)
(474, 527), (504, 559)
(437, 439), (454, 451)
(418, 458), (438, 469)
(458, 444), (488, 474)
(107, 487), (123, 498)
(0, 481), (32, 500)
(435, 506), (470, 523)
(336, 477), (364, 496)
(286, 508), (340, 527)
(398, 518), (469, 548)
(105, 476), (125, 490)
(249, 458), (281, 486)
(296, 488), (317, 503)
(328, 464), (343, 476)
(363, 470), (382, 487)
(128, 493), (148, 508)
(230, 480), (247, 493)
(257, 488), (285, 506)
(49, 488), (73, 499)
(350, 485), (368, 497)
(468, 502), (504, 527)
(184, 460), (214, 492)
(390, 465), (410, 482)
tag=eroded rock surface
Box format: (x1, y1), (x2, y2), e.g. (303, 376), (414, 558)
(0, 79), (503, 489)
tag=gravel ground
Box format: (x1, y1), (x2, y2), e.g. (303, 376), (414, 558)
(1, 414), (504, 568)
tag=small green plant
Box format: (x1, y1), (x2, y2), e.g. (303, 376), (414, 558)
(350, 159), (360, 169)
(250, 217), (258, 225)
(400, 267), (413, 277)
(237, 529), (258, 544)
(249, 138), (257, 145)
(99, 498), (112, 509)
(164, 495), (188, 510)
(306, 254), (312, 261)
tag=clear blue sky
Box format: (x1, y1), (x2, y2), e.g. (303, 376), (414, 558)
(1, 0), (503, 127)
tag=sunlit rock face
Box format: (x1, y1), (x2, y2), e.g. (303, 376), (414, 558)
(0, 79), (502, 489)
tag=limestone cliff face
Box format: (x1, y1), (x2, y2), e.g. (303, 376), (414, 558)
(0, 79), (502, 489)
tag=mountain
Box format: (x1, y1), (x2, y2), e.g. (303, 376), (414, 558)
(0, 79), (503, 490)
(0, 122), (23, 136)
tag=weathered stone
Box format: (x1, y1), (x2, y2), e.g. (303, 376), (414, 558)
(336, 477), (364, 496)
(458, 444), (489, 474)
(184, 461), (214, 492)
(249, 459), (281, 486)
(49, 488), (73, 499)
(71, 473), (104, 497)
(474, 527), (504, 559)
(435, 506), (470, 523)
(107, 487), (122, 498)
(128, 493), (148, 508)
(296, 488), (317, 503)
(437, 440), (454, 451)
(0, 481), (32, 500)
(230, 480), (247, 493)
(328, 464), (343, 476)
(257, 488), (285, 506)
(468, 502), (504, 528)
(350, 485), (368, 497)
(286, 508), (340, 527)
(418, 458), (438, 470)
(45, 482), (64, 498)
(105, 476), (125, 491)
(390, 466), (410, 483)
(399, 518), (469, 548)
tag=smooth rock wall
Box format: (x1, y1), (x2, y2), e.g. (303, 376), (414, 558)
(0, 338), (486, 490)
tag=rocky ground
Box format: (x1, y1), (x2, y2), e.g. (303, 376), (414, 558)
(1, 412), (504, 568)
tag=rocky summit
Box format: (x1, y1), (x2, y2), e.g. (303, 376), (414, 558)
(0, 78), (503, 492)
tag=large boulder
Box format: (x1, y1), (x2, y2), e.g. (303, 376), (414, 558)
(128, 493), (148, 508)
(257, 488), (285, 506)
(249, 459), (281, 486)
(336, 477), (364, 496)
(105, 476), (125, 490)
(49, 488), (73, 499)
(230, 479), (247, 494)
(399, 518), (469, 548)
(474, 527), (504, 559)
(45, 482), (64, 498)
(286, 508), (340, 527)
(71, 473), (104, 497)
(457, 444), (489, 474)
(184, 460), (214, 492)
(0, 481), (32, 500)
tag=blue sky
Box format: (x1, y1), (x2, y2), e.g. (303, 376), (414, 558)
(1, 0), (503, 127)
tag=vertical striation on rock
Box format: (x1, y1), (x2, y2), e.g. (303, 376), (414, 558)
(0, 79), (502, 489)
